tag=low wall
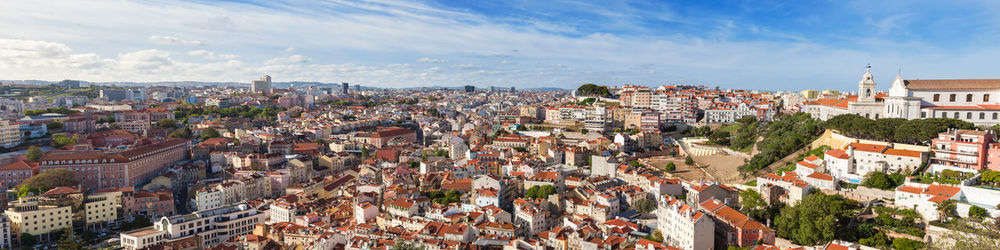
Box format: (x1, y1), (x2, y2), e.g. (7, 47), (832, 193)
(811, 129), (930, 152)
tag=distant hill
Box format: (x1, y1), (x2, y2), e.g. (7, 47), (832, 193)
(0, 79), (568, 91)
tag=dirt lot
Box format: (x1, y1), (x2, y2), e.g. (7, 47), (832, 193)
(693, 155), (747, 184)
(642, 154), (747, 184)
(642, 156), (713, 182)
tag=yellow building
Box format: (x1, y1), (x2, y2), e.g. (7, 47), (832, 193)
(821, 89), (840, 96)
(0, 120), (21, 148)
(799, 90), (819, 99)
(5, 198), (73, 236)
(85, 191), (121, 226)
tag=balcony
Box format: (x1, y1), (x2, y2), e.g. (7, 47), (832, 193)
(930, 157), (977, 165)
(931, 148), (979, 156)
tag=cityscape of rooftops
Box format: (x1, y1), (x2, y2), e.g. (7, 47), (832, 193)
(0, 1), (998, 249)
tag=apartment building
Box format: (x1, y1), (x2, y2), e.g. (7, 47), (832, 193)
(0, 120), (21, 148)
(656, 195), (713, 250)
(37, 139), (188, 190)
(0, 160), (35, 189)
(756, 172), (814, 205)
(0, 215), (10, 249)
(85, 190), (121, 228)
(699, 199), (775, 248)
(824, 144), (926, 184)
(5, 198), (73, 238)
(931, 129), (993, 172)
(145, 202), (267, 247)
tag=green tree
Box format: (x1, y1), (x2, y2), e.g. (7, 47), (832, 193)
(57, 228), (84, 250)
(200, 127), (221, 141)
(20, 233), (36, 247)
(861, 172), (895, 190)
(936, 199), (958, 222)
(643, 230), (664, 243)
(630, 160), (642, 167)
(168, 127), (192, 138)
(891, 237), (924, 250)
(740, 112), (824, 174)
(123, 216), (153, 231)
(969, 205), (988, 220)
(708, 130), (731, 145)
(18, 168), (79, 196)
(634, 198), (656, 213)
(46, 121), (63, 130)
(774, 193), (856, 245)
(664, 162), (676, 172)
(26, 146), (42, 161)
(52, 133), (78, 148)
(685, 155), (695, 165)
(576, 84), (611, 97)
(525, 186), (538, 199)
(858, 231), (891, 248)
(361, 146), (369, 159)
(392, 239), (424, 250)
(155, 118), (178, 129)
(740, 189), (767, 219)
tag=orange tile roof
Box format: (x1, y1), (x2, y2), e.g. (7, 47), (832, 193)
(884, 148), (922, 158)
(807, 172), (834, 181)
(825, 149), (850, 159)
(896, 185), (923, 194)
(848, 143), (887, 153)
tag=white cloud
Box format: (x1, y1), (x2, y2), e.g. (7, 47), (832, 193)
(266, 55), (311, 64)
(0, 1), (998, 89)
(416, 57), (446, 63)
(454, 64), (479, 69)
(188, 50), (241, 60)
(148, 35), (203, 46)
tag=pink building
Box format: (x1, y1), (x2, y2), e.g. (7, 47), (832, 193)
(0, 159), (36, 189)
(129, 189), (174, 218)
(37, 139), (189, 190)
(931, 129), (993, 171)
(699, 199), (775, 248)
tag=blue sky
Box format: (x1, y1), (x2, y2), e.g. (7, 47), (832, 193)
(1, 0), (999, 91)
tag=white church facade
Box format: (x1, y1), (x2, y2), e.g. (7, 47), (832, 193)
(805, 65), (1000, 126)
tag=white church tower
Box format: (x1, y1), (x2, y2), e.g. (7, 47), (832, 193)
(858, 64), (877, 102)
(883, 71), (922, 119)
(848, 64), (886, 119)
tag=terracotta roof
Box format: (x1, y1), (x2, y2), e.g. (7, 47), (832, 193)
(825, 149), (850, 159)
(849, 143), (887, 153)
(884, 148), (922, 158)
(904, 79), (1000, 90)
(0, 160), (35, 171)
(807, 172), (834, 181)
(797, 160), (820, 169)
(896, 185), (923, 194)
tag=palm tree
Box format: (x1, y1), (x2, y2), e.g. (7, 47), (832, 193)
(936, 199), (958, 222)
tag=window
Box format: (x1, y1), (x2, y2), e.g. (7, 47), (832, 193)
(967, 94), (974, 102)
(986, 94), (991, 102)
(981, 113), (986, 119)
(967, 112), (973, 119)
(994, 113), (998, 120)
(950, 94), (957, 102)
(954, 112), (960, 119)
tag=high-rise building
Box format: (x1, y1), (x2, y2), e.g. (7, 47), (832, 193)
(58, 80), (80, 89)
(251, 75), (272, 94)
(342, 82), (349, 95)
(464, 85), (475, 92)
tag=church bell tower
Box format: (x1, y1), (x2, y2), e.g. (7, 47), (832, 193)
(858, 64), (877, 102)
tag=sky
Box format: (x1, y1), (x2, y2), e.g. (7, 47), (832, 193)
(2, 0), (1000, 91)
